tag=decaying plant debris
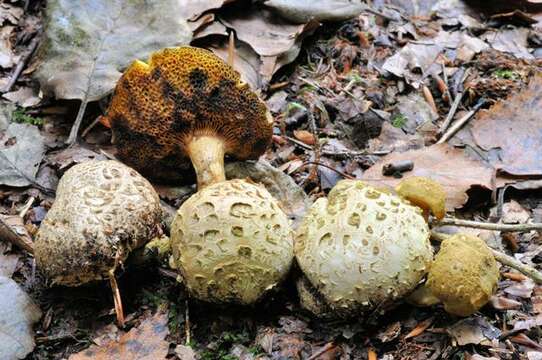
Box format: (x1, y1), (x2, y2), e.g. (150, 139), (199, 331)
(1, 0), (542, 359)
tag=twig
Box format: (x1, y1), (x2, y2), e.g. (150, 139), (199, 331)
(0, 214), (34, 253)
(307, 342), (336, 360)
(438, 91), (463, 134)
(18, 196), (35, 218)
(227, 31), (235, 67)
(184, 299), (191, 345)
(296, 161), (354, 180)
(436, 99), (486, 144)
(430, 230), (542, 284)
(284, 135), (313, 150)
(492, 250), (542, 285)
(2, 34), (40, 93)
(81, 116), (103, 138)
(435, 218), (542, 232)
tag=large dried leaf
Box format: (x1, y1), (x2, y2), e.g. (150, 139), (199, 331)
(361, 143), (495, 210)
(264, 0), (366, 23)
(0, 123), (45, 187)
(471, 74), (542, 176)
(219, 6), (318, 80)
(69, 310), (169, 360)
(179, 0), (235, 20)
(34, 0), (192, 102)
(0, 276), (42, 360)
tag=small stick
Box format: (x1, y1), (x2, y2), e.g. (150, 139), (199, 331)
(2, 35), (40, 93)
(382, 160), (414, 176)
(438, 91), (463, 134)
(18, 196), (35, 218)
(184, 299), (191, 345)
(298, 161), (354, 180)
(0, 214), (34, 253)
(227, 31), (235, 67)
(422, 85), (438, 115)
(435, 218), (542, 232)
(430, 230), (542, 284)
(437, 99), (485, 144)
(307, 342), (336, 360)
(81, 116), (103, 138)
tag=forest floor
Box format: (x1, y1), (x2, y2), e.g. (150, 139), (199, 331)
(1, 0), (542, 359)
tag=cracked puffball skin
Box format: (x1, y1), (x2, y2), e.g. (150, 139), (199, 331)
(295, 180), (433, 317)
(427, 233), (499, 316)
(34, 160), (162, 286)
(170, 179), (294, 304)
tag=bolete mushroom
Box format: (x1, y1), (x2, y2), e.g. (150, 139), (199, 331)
(170, 179), (294, 304)
(295, 178), (445, 317)
(426, 233), (499, 316)
(102, 46), (273, 187)
(34, 160), (162, 325)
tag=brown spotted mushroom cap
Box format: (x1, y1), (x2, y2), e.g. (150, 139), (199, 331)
(295, 180), (433, 317)
(170, 179), (294, 304)
(427, 233), (499, 316)
(102, 47), (273, 184)
(34, 160), (162, 286)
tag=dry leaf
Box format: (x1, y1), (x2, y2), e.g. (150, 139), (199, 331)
(264, 0), (366, 23)
(219, 6), (318, 80)
(0, 214), (34, 254)
(69, 310), (169, 360)
(404, 317), (433, 339)
(179, 0), (235, 21)
(510, 333), (542, 351)
(489, 295), (522, 310)
(293, 130), (316, 145)
(35, 0), (192, 103)
(0, 123), (46, 187)
(0, 276), (42, 360)
(361, 143), (495, 210)
(471, 74), (542, 176)
(2, 87), (41, 107)
(447, 317), (501, 346)
(533, 286), (542, 314)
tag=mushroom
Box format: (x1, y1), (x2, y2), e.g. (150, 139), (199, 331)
(102, 46), (273, 187)
(170, 179), (294, 304)
(34, 160), (162, 326)
(295, 178), (445, 317)
(426, 233), (499, 316)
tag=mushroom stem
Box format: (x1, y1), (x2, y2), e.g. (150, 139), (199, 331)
(186, 135), (226, 189)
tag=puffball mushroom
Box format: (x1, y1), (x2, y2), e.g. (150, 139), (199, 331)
(427, 233), (499, 316)
(102, 46), (273, 187)
(34, 160), (162, 325)
(170, 179), (294, 304)
(295, 179), (436, 317)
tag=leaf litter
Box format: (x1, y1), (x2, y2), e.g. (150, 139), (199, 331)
(1, 0), (542, 359)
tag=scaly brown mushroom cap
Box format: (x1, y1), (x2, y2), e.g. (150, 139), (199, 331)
(102, 47), (273, 186)
(295, 180), (433, 317)
(170, 179), (294, 305)
(34, 160), (162, 286)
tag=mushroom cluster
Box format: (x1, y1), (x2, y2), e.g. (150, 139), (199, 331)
(103, 46), (294, 304)
(294, 180), (435, 317)
(35, 160), (162, 324)
(34, 45), (501, 323)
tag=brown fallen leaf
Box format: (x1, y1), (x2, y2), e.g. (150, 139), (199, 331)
(293, 130), (316, 145)
(471, 73), (542, 176)
(489, 295), (522, 310)
(368, 348), (377, 360)
(69, 310), (169, 360)
(219, 5), (319, 80)
(361, 143), (495, 210)
(510, 333), (542, 351)
(0, 214), (34, 253)
(404, 317), (433, 339)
